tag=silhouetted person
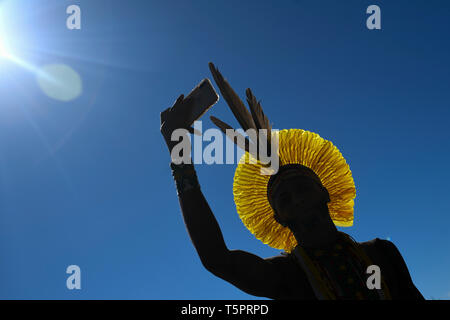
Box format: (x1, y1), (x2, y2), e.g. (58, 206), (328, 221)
(160, 64), (424, 300)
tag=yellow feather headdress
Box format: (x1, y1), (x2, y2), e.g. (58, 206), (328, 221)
(208, 63), (356, 252)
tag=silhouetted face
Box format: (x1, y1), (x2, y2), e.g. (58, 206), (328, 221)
(270, 175), (330, 227)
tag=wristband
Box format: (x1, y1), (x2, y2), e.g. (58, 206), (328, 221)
(170, 162), (200, 194)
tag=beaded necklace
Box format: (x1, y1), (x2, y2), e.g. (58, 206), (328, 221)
(292, 232), (391, 300)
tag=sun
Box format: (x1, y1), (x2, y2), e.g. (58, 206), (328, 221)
(0, 8), (12, 59)
(0, 30), (12, 59)
(0, 39), (9, 58)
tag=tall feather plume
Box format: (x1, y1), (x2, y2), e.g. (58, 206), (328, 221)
(208, 62), (257, 134)
(210, 116), (253, 155)
(208, 62), (274, 160)
(245, 88), (272, 154)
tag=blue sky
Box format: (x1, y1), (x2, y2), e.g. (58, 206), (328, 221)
(0, 0), (449, 299)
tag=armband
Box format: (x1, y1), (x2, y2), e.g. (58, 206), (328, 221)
(170, 162), (200, 194)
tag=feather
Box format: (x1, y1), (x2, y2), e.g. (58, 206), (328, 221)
(208, 62), (275, 159)
(246, 88), (272, 155)
(245, 89), (271, 132)
(208, 62), (257, 134)
(210, 116), (253, 155)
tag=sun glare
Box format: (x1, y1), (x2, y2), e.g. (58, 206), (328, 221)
(0, 2), (83, 102)
(0, 21), (12, 59)
(0, 38), (10, 58)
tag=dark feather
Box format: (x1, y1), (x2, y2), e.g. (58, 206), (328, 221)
(208, 62), (275, 159)
(210, 116), (252, 154)
(208, 62), (257, 134)
(246, 88), (272, 154)
(245, 88), (271, 133)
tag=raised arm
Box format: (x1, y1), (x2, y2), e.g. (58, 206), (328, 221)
(160, 95), (289, 299)
(177, 179), (298, 298)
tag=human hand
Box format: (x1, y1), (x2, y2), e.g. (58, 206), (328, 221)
(160, 94), (196, 153)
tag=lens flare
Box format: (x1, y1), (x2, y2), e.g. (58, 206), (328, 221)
(36, 64), (83, 102)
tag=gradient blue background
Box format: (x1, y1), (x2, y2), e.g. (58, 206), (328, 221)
(0, 0), (449, 299)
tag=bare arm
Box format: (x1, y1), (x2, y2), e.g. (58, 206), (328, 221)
(160, 95), (291, 299)
(178, 184), (290, 298)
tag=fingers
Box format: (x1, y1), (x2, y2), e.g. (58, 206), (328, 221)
(170, 95), (193, 114)
(160, 107), (172, 127)
(162, 93), (184, 122)
(162, 94), (185, 125)
(171, 94), (185, 111)
(162, 93), (198, 133)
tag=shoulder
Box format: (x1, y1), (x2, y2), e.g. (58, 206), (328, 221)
(364, 238), (402, 257)
(265, 253), (315, 299)
(264, 253), (296, 269)
(363, 239), (425, 299)
(358, 238), (406, 265)
(265, 253), (291, 262)
(359, 238), (398, 255)
(358, 237), (387, 247)
(265, 252), (309, 267)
